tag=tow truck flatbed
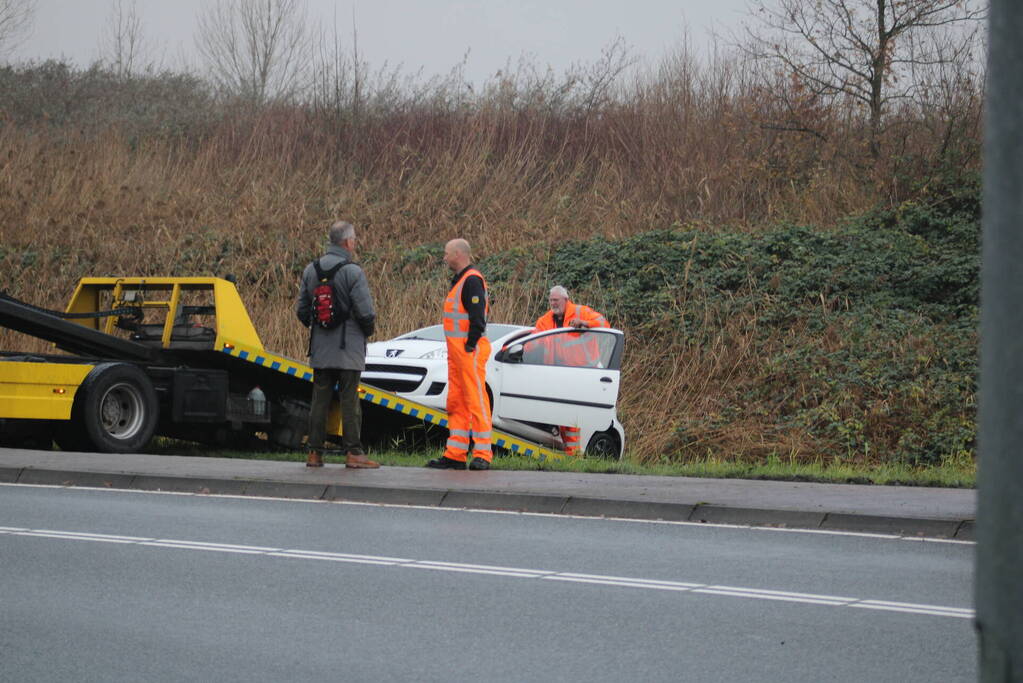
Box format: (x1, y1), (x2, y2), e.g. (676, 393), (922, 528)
(0, 277), (564, 460)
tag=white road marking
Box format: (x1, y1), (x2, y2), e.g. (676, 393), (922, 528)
(412, 560), (554, 576)
(10, 529), (153, 544)
(0, 482), (975, 545)
(546, 575), (703, 591)
(267, 548), (409, 565)
(693, 588), (850, 606)
(276, 549), (410, 563)
(0, 524), (974, 620)
(852, 600), (975, 618)
(141, 541), (272, 555)
(408, 564), (544, 578)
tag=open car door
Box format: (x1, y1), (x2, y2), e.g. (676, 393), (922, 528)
(491, 328), (624, 430)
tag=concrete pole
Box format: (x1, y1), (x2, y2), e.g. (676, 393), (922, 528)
(977, 0), (1023, 680)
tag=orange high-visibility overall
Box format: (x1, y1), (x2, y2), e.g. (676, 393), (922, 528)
(443, 268), (492, 463)
(534, 300), (609, 455)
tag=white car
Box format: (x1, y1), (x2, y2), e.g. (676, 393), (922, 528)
(362, 323), (625, 458)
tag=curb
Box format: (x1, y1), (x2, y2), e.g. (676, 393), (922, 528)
(2, 465), (974, 540)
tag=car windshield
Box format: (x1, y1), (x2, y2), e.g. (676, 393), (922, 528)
(398, 326), (446, 342)
(485, 324), (527, 340)
(398, 323), (524, 342)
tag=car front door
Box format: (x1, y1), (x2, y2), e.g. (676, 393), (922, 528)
(490, 328), (624, 429)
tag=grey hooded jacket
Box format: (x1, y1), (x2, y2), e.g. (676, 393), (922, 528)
(296, 245), (376, 370)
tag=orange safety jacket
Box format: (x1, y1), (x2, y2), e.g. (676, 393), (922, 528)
(442, 267), (493, 462)
(534, 300), (609, 368)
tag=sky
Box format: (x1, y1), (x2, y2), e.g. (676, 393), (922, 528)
(10, 0), (750, 84)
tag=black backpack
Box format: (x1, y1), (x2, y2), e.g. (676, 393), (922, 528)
(311, 259), (350, 330)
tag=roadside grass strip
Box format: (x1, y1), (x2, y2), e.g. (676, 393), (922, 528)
(0, 525), (973, 620)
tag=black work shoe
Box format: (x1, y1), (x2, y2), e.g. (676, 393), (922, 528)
(468, 457), (491, 471)
(426, 456), (466, 469)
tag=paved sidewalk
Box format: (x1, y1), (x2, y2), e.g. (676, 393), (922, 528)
(0, 448), (976, 540)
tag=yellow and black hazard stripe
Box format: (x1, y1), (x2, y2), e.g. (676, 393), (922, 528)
(357, 387), (563, 461)
(217, 339), (566, 461)
(219, 340), (314, 381)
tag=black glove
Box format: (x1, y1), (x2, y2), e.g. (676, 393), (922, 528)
(464, 341), (476, 353)
(357, 316), (375, 338)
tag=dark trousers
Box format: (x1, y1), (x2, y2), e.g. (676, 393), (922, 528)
(307, 368), (364, 454)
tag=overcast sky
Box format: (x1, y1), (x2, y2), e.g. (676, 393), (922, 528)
(11, 0), (749, 84)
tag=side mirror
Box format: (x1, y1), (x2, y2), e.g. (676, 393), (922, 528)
(499, 343), (524, 363)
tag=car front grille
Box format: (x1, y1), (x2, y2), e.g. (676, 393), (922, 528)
(362, 364), (428, 393)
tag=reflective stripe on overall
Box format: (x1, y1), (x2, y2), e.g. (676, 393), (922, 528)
(443, 268), (493, 462)
(560, 426), (582, 455)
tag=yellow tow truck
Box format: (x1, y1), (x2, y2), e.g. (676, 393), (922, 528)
(0, 277), (564, 459)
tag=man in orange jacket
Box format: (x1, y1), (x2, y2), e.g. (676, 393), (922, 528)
(535, 285), (609, 332)
(534, 286), (609, 455)
(427, 238), (493, 471)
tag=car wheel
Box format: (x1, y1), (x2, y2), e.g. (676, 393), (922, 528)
(75, 364), (159, 453)
(585, 429), (621, 460)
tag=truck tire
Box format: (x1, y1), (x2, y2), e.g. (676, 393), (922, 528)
(585, 429), (622, 460)
(74, 363), (158, 453)
(269, 397), (309, 450)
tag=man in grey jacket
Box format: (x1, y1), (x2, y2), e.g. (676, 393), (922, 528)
(296, 221), (379, 468)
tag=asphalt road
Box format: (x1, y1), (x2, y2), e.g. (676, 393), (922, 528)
(0, 485), (976, 682)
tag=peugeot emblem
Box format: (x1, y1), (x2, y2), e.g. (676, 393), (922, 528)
(386, 349), (403, 358)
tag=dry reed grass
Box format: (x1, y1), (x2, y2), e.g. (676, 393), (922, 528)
(0, 51), (982, 462)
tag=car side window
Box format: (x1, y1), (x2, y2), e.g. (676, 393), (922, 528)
(518, 330), (617, 369)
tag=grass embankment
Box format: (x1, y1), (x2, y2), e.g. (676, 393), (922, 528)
(0, 59), (980, 481)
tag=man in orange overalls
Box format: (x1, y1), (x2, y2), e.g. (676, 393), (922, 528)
(427, 238), (493, 470)
(533, 285), (609, 455)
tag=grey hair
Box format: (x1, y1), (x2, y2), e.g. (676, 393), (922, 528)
(549, 285), (569, 298)
(447, 238), (471, 257)
(328, 221), (356, 245)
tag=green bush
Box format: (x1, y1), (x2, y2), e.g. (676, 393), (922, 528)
(481, 174), (979, 466)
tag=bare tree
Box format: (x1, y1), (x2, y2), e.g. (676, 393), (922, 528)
(905, 21), (986, 165)
(99, 0), (146, 78)
(195, 0), (311, 102)
(741, 0), (986, 159)
(0, 0), (36, 58)
(576, 35), (637, 113)
(310, 15), (371, 124)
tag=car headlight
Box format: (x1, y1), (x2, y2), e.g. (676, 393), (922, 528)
(420, 348), (448, 360)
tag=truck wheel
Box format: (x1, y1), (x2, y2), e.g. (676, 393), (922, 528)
(270, 425), (304, 450)
(270, 397), (309, 450)
(75, 364), (158, 453)
(585, 429), (621, 460)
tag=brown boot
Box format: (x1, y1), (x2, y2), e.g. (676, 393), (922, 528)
(345, 452), (380, 469)
(306, 449), (324, 468)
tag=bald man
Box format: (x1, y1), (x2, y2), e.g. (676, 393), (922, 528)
(427, 238), (494, 470)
